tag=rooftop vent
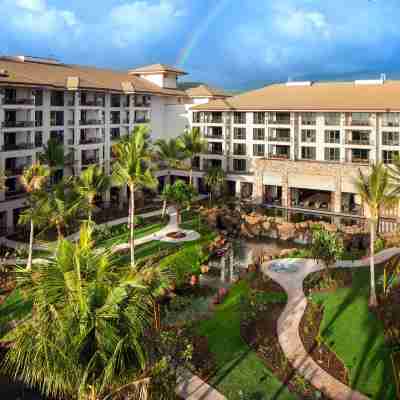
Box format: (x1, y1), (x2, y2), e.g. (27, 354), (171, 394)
(286, 81), (312, 87)
(0, 69), (9, 77)
(354, 75), (386, 85)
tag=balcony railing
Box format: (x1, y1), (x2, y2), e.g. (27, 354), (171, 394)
(267, 153), (290, 160)
(80, 137), (104, 145)
(80, 100), (105, 107)
(382, 139), (400, 146)
(348, 120), (370, 126)
(301, 120), (316, 126)
(382, 121), (400, 127)
(111, 134), (121, 141)
(2, 143), (35, 152)
(121, 119), (129, 124)
(82, 158), (100, 165)
(205, 149), (224, 155)
(35, 120), (43, 127)
(5, 166), (29, 175)
(80, 119), (103, 126)
(110, 119), (121, 125)
(3, 98), (34, 106)
(268, 118), (290, 125)
(134, 118), (150, 123)
(5, 188), (26, 199)
(50, 120), (64, 126)
(268, 135), (290, 142)
(324, 119), (341, 126)
(349, 157), (370, 164)
(233, 150), (246, 156)
(204, 132), (223, 139)
(2, 121), (34, 128)
(346, 139), (370, 145)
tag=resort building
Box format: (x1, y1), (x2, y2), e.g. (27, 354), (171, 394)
(0, 56), (226, 234)
(190, 77), (400, 218)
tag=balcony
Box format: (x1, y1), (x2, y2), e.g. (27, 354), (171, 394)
(80, 119), (103, 126)
(134, 117), (150, 124)
(82, 157), (100, 166)
(233, 149), (246, 156)
(50, 120), (64, 127)
(382, 121), (400, 128)
(80, 137), (104, 145)
(349, 157), (370, 164)
(3, 98), (34, 106)
(80, 100), (105, 107)
(268, 118), (290, 125)
(346, 138), (371, 146)
(268, 135), (290, 142)
(111, 133), (121, 142)
(205, 147), (224, 155)
(347, 119), (371, 127)
(301, 119), (316, 126)
(5, 166), (29, 176)
(267, 152), (290, 160)
(2, 143), (35, 152)
(2, 121), (34, 128)
(382, 139), (400, 146)
(5, 187), (26, 199)
(110, 118), (121, 125)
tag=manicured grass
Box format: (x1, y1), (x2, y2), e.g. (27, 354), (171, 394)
(312, 269), (396, 399)
(196, 281), (297, 400)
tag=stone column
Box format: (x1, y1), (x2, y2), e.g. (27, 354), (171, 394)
(333, 173), (342, 213)
(253, 172), (263, 204)
(281, 172), (290, 208)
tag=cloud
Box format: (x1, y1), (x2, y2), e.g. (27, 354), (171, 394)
(0, 0), (80, 36)
(275, 7), (331, 39)
(109, 0), (186, 48)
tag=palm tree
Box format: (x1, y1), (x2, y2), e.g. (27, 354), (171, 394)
(40, 178), (81, 240)
(161, 180), (196, 225)
(1, 223), (172, 400)
(112, 126), (158, 268)
(40, 137), (70, 184)
(204, 166), (226, 203)
(355, 163), (397, 307)
(177, 128), (206, 185)
(155, 138), (185, 217)
(19, 163), (50, 269)
(75, 164), (111, 222)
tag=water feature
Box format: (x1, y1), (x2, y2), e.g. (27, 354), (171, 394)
(208, 238), (302, 285)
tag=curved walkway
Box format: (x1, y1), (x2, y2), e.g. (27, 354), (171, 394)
(262, 247), (400, 400)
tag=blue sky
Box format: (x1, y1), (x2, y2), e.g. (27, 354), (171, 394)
(1, 0), (400, 90)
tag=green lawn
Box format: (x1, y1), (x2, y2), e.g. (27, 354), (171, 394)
(312, 269), (396, 399)
(196, 281), (297, 400)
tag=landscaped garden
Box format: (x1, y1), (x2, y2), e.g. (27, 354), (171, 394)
(0, 128), (400, 399)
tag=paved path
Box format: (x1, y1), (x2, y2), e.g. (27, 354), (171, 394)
(176, 369), (226, 400)
(262, 247), (400, 400)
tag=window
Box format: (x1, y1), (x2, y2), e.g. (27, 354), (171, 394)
(301, 147), (316, 160)
(253, 128), (265, 140)
(51, 91), (64, 107)
(382, 131), (399, 146)
(351, 148), (369, 162)
(206, 126), (222, 138)
(383, 113), (400, 127)
(233, 159), (246, 171)
(50, 111), (64, 126)
(325, 147), (340, 161)
(192, 112), (201, 123)
(269, 112), (290, 124)
(349, 130), (369, 145)
(301, 112), (316, 125)
(111, 94), (121, 108)
(253, 112), (265, 124)
(234, 127), (246, 140)
(234, 112), (246, 124)
(35, 131), (43, 148)
(383, 150), (399, 164)
(324, 113), (341, 126)
(325, 130), (340, 144)
(350, 112), (370, 126)
(35, 111), (43, 127)
(233, 143), (246, 155)
(301, 129), (316, 143)
(253, 144), (265, 156)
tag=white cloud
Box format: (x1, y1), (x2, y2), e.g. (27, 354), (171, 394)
(1, 0), (80, 36)
(109, 0), (186, 48)
(274, 7), (331, 39)
(15, 0), (46, 12)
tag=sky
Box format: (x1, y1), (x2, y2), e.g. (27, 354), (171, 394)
(1, 0), (400, 90)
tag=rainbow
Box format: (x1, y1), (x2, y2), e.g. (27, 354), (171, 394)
(176, 0), (231, 68)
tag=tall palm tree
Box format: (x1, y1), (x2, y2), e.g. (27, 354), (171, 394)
(75, 164), (111, 222)
(1, 224), (172, 400)
(355, 162), (397, 307)
(204, 166), (226, 203)
(40, 138), (70, 184)
(40, 178), (81, 240)
(155, 138), (185, 217)
(177, 128), (206, 185)
(19, 163), (50, 269)
(112, 126), (158, 268)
